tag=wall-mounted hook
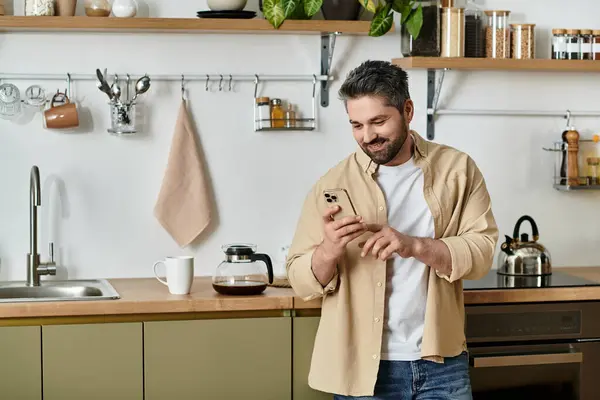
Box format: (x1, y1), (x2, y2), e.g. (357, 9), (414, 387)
(66, 72), (71, 98)
(181, 74), (185, 101)
(205, 74), (210, 92)
(253, 75), (259, 99)
(565, 109), (572, 128)
(228, 74), (233, 92)
(312, 74), (317, 100)
(219, 75), (223, 92)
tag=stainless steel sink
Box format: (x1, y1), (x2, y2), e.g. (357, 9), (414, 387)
(0, 280), (120, 303)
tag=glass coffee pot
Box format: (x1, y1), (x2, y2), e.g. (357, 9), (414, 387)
(213, 243), (274, 296)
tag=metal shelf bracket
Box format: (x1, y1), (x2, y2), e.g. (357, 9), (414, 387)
(426, 68), (446, 141)
(320, 32), (339, 108)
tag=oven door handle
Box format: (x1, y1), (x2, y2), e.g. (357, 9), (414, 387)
(470, 352), (583, 368)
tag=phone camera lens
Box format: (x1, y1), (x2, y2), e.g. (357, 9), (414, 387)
(331, 196), (338, 201)
(326, 198), (332, 203)
(325, 193), (330, 198)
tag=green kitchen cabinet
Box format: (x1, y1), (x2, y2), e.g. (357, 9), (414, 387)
(0, 326), (42, 400)
(144, 317), (292, 400)
(42, 322), (143, 400)
(293, 316), (333, 400)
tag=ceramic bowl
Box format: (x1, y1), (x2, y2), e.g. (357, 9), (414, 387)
(207, 0), (248, 11)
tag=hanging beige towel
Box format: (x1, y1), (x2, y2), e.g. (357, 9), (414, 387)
(154, 100), (212, 247)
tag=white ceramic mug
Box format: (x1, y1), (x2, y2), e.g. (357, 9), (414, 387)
(153, 256), (194, 295)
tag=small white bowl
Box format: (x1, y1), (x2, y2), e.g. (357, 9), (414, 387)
(207, 0), (248, 11)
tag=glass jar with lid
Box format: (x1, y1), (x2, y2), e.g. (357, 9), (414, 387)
(552, 29), (567, 60)
(84, 0), (112, 16)
(587, 157), (600, 186)
(400, 0), (442, 57)
(579, 29), (593, 60)
(441, 7), (465, 57)
(255, 97), (271, 130)
(593, 30), (600, 60)
(566, 29), (581, 60)
(270, 98), (285, 128)
(25, 0), (55, 16)
(484, 10), (511, 58)
(464, 0), (485, 57)
(511, 23), (535, 59)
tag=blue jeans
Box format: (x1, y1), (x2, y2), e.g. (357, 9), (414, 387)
(334, 352), (473, 400)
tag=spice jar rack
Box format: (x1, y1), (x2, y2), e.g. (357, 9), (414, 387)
(252, 75), (317, 132)
(544, 136), (600, 191)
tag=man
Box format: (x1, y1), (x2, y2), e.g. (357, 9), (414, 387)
(286, 60), (498, 399)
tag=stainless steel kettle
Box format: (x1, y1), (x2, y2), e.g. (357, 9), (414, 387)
(497, 215), (552, 276)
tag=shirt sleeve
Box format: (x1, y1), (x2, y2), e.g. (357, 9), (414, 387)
(438, 157), (499, 282)
(286, 186), (339, 301)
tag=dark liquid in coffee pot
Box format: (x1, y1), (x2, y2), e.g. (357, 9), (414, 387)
(213, 280), (267, 296)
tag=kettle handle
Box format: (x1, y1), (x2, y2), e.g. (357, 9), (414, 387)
(513, 215), (539, 241)
(250, 253), (274, 284)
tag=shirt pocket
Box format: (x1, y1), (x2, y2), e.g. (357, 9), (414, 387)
(437, 176), (468, 232)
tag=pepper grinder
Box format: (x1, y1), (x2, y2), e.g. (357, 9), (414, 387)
(565, 128), (580, 186)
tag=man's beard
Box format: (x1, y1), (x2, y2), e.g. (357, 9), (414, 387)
(361, 126), (408, 165)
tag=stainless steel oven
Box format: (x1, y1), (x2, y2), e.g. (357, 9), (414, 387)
(465, 302), (600, 400)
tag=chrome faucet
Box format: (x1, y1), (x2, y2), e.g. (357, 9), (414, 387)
(27, 166), (56, 286)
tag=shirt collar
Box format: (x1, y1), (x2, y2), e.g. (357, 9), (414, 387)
(355, 130), (428, 173)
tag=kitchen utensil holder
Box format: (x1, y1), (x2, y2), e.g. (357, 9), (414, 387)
(543, 139), (600, 191)
(252, 75), (318, 132)
(0, 83), (22, 119)
(108, 101), (137, 135)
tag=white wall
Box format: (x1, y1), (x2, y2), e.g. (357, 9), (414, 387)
(0, 0), (598, 282)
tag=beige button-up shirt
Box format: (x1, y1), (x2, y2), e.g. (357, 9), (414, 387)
(286, 131), (499, 397)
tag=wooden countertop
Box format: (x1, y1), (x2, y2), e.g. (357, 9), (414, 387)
(462, 267), (600, 305)
(294, 267), (600, 309)
(0, 278), (296, 320)
(1, 267), (600, 319)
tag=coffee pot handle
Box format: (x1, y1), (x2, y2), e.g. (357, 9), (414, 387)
(250, 253), (274, 284)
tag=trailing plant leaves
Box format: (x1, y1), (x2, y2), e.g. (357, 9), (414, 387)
(282, 0), (299, 18)
(391, 0), (411, 20)
(304, 0), (323, 16)
(263, 0), (286, 28)
(360, 0), (377, 14)
(369, 3), (393, 37)
(405, 2), (423, 38)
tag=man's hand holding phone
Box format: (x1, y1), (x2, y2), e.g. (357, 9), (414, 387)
(311, 205), (367, 287)
(321, 206), (367, 261)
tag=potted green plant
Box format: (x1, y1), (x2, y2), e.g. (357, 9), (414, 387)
(262, 0), (324, 27)
(361, 0), (423, 37)
(262, 0), (423, 39)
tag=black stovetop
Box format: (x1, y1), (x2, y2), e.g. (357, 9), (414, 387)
(463, 269), (600, 290)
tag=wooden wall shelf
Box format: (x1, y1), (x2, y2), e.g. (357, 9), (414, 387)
(393, 57), (600, 140)
(392, 57), (600, 72)
(0, 16), (376, 35)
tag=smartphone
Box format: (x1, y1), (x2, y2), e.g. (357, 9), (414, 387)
(323, 188), (358, 220)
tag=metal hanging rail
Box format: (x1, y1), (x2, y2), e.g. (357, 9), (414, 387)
(0, 73), (331, 82)
(0, 26), (339, 107)
(428, 109), (600, 117)
(421, 68), (600, 140)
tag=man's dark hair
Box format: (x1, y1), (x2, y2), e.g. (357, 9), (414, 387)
(338, 60), (410, 113)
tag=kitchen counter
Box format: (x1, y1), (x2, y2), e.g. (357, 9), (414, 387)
(1, 267), (600, 320)
(0, 278), (296, 320)
(295, 266), (600, 309)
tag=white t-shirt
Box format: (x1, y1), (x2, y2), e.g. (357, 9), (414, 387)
(375, 158), (434, 361)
